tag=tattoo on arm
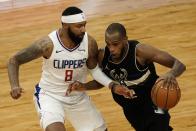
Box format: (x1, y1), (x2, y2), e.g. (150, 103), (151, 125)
(7, 36), (53, 88)
(15, 37), (52, 64)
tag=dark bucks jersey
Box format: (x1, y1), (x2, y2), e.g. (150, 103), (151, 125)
(102, 40), (159, 111)
(102, 40), (158, 88)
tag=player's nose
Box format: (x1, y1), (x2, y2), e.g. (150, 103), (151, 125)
(109, 47), (115, 54)
(80, 26), (86, 33)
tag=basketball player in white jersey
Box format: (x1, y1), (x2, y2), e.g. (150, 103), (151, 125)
(7, 7), (133, 131)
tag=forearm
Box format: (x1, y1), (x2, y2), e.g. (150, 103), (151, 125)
(168, 59), (186, 77)
(83, 80), (104, 90)
(7, 57), (20, 88)
(89, 64), (113, 88)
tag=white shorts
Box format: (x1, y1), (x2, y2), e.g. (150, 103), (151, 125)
(33, 85), (106, 131)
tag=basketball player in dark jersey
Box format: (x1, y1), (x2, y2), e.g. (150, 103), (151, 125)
(67, 23), (186, 131)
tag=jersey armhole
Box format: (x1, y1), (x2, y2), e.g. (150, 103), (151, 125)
(135, 43), (148, 72)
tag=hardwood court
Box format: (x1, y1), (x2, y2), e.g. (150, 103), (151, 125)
(0, 0), (196, 131)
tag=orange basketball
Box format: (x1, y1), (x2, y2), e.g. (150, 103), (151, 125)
(151, 79), (181, 110)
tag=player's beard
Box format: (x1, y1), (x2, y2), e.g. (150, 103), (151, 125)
(68, 28), (84, 45)
(111, 46), (126, 61)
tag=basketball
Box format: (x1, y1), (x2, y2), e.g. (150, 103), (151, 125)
(151, 79), (181, 110)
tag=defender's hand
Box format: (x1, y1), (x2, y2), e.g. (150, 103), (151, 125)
(112, 84), (137, 99)
(66, 81), (86, 96)
(10, 87), (24, 99)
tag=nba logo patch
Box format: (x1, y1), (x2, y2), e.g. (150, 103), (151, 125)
(81, 13), (85, 20)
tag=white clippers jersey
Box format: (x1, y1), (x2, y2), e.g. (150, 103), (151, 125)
(39, 30), (88, 96)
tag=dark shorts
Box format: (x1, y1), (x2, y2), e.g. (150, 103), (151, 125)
(112, 91), (173, 131)
(123, 108), (173, 131)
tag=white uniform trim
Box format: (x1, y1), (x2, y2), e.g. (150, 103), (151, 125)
(135, 44), (148, 72)
(124, 69), (151, 86)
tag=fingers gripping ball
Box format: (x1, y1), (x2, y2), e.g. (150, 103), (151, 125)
(151, 79), (181, 110)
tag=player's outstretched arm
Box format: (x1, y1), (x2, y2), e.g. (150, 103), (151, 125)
(67, 80), (137, 99)
(7, 36), (53, 99)
(78, 35), (134, 98)
(86, 35), (114, 88)
(136, 44), (186, 86)
(66, 80), (103, 95)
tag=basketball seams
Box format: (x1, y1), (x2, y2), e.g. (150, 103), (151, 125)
(176, 83), (181, 105)
(151, 82), (157, 104)
(151, 79), (181, 110)
(151, 81), (158, 105)
(155, 82), (162, 107)
(173, 83), (178, 108)
(164, 83), (170, 109)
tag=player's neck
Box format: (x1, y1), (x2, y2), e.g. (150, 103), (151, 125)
(58, 28), (78, 49)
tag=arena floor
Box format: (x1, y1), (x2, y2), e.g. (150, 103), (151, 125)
(0, 0), (196, 130)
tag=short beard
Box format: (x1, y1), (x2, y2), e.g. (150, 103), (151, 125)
(111, 46), (126, 61)
(68, 28), (84, 45)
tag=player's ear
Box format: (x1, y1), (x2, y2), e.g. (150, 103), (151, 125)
(124, 35), (128, 40)
(122, 36), (128, 43)
(62, 23), (68, 29)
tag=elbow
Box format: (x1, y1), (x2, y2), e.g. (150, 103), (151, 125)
(177, 59), (186, 73)
(7, 56), (18, 67)
(182, 63), (186, 72)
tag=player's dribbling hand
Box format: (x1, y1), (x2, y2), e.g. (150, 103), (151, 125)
(158, 72), (177, 89)
(10, 87), (24, 99)
(112, 84), (137, 99)
(66, 81), (86, 96)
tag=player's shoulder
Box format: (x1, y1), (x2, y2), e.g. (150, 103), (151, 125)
(98, 48), (105, 67)
(87, 34), (97, 45)
(87, 34), (98, 52)
(98, 48), (105, 53)
(136, 43), (155, 52)
(35, 36), (53, 49)
(36, 36), (53, 45)
(129, 39), (140, 44)
(35, 36), (53, 58)
(98, 48), (105, 59)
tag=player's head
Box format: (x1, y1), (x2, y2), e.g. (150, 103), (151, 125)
(61, 6), (86, 45)
(105, 23), (128, 60)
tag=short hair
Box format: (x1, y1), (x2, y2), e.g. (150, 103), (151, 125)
(62, 6), (83, 16)
(106, 23), (127, 38)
